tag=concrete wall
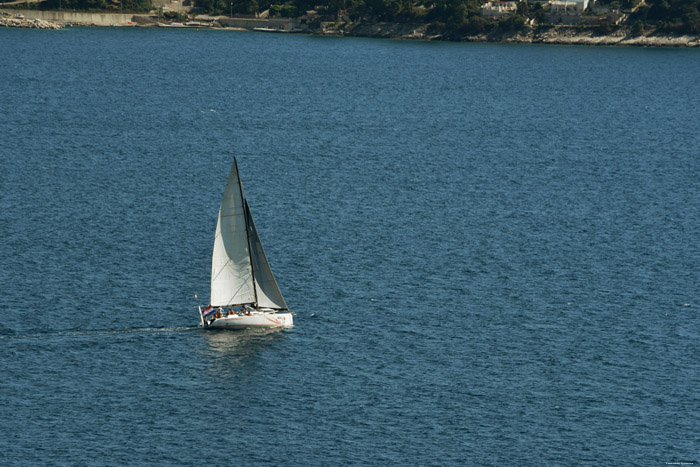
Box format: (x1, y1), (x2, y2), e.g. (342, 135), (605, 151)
(0, 9), (135, 25)
(1, 9), (307, 29)
(218, 17), (301, 30)
(543, 12), (624, 25)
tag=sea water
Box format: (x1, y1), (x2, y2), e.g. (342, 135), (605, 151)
(1, 28), (699, 465)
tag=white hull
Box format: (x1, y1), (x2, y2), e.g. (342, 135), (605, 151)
(207, 312), (293, 329)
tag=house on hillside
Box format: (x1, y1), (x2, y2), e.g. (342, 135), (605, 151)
(481, 1), (518, 18)
(549, 0), (590, 14)
(545, 0), (618, 25)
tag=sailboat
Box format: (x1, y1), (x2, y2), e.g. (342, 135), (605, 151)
(199, 157), (293, 329)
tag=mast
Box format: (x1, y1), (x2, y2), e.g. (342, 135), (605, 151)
(233, 156), (259, 307)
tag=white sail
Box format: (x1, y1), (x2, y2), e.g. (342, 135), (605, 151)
(210, 161), (256, 307)
(246, 200), (288, 310)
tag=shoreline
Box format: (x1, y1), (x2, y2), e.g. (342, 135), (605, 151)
(2, 9), (700, 48)
(321, 21), (700, 48)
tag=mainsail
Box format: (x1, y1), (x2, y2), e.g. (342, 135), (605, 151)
(210, 159), (287, 310)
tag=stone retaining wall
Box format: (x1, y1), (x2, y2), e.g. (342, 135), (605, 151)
(0, 9), (134, 26)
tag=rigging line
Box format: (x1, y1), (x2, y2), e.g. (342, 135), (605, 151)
(234, 156), (259, 306)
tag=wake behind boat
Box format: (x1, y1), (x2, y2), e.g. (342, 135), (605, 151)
(199, 157), (293, 329)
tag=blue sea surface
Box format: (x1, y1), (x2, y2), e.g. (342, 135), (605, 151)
(1, 28), (699, 465)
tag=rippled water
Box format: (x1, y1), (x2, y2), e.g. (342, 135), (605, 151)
(1, 28), (699, 465)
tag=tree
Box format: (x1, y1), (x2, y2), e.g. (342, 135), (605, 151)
(630, 19), (644, 35)
(499, 13), (526, 31)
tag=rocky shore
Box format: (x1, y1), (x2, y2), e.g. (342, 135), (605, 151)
(470, 27), (700, 47)
(331, 22), (700, 48)
(0, 16), (61, 29)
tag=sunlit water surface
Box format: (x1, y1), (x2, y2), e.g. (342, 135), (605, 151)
(1, 28), (699, 465)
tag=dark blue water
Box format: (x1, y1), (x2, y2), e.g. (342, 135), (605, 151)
(1, 28), (699, 465)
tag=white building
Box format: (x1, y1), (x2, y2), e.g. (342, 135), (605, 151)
(481, 1), (518, 18)
(549, 0), (589, 13)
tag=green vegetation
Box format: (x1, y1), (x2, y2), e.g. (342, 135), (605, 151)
(162, 9), (189, 21)
(7, 0), (699, 37)
(269, 2), (298, 17)
(9, 0), (153, 12)
(630, 0), (700, 34)
(195, 0), (700, 37)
